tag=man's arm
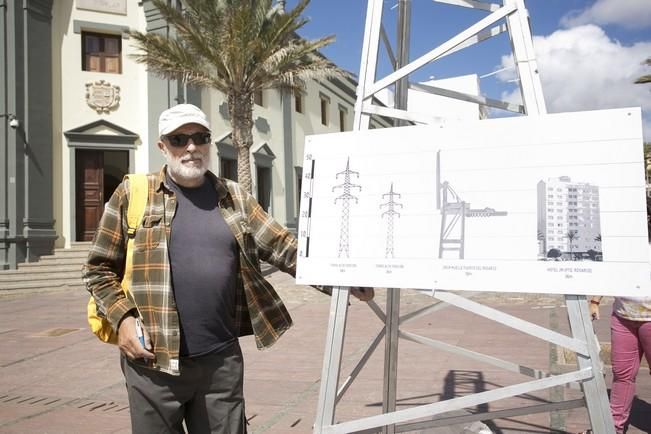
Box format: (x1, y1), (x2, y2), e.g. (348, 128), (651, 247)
(244, 192), (298, 275)
(82, 182), (136, 332)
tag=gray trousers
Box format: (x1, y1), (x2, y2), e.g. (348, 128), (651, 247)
(121, 342), (246, 434)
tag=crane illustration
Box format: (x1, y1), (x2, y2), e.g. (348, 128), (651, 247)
(436, 151), (507, 259)
(333, 158), (361, 258)
(380, 183), (403, 258)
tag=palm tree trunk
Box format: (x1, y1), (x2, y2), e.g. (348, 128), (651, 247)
(229, 92), (254, 193)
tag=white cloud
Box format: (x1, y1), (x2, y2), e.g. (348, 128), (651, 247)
(496, 25), (651, 140)
(561, 0), (651, 30)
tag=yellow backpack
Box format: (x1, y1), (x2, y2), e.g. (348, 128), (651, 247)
(86, 173), (148, 344)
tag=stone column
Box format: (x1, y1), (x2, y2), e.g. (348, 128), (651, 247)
(0, 0), (57, 269)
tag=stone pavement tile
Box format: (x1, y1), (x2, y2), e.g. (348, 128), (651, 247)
(0, 403), (131, 434)
(244, 378), (321, 407)
(10, 367), (124, 398)
(2, 280), (649, 433)
(0, 400), (52, 426)
(244, 402), (284, 426)
(258, 411), (315, 434)
(562, 407), (593, 434)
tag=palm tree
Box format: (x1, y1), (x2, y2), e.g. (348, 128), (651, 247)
(129, 0), (343, 192)
(635, 57), (651, 84)
(566, 230), (578, 259)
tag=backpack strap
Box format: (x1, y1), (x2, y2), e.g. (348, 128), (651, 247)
(122, 174), (148, 302)
(125, 174), (149, 238)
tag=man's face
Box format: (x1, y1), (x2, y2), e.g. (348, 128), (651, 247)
(158, 123), (211, 185)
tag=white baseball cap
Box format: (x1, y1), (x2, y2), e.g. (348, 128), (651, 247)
(158, 104), (211, 136)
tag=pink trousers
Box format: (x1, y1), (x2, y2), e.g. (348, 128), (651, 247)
(609, 313), (651, 433)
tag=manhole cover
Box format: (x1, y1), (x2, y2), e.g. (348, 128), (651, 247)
(33, 328), (80, 337)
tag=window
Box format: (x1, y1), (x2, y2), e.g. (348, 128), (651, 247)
(295, 92), (303, 113)
(220, 158), (237, 181)
(320, 96), (329, 126)
(339, 107), (346, 132)
(82, 32), (121, 73)
(254, 90), (264, 106)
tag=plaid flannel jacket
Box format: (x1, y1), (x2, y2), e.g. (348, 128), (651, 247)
(83, 167), (323, 375)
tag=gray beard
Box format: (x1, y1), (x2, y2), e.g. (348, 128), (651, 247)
(166, 151), (210, 184)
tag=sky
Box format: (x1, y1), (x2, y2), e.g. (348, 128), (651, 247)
(291, 0), (651, 140)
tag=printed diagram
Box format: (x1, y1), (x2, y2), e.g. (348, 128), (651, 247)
(537, 176), (603, 261)
(296, 108), (649, 296)
(333, 158), (361, 258)
(437, 151), (508, 259)
(380, 183), (403, 258)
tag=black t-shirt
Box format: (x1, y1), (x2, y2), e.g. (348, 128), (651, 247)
(167, 175), (239, 357)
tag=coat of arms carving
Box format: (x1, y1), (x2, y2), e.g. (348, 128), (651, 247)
(85, 80), (120, 114)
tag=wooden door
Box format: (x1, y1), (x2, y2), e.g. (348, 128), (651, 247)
(76, 150), (104, 241)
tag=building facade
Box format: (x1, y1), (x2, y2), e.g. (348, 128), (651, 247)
(0, 0), (389, 269)
(537, 176), (603, 260)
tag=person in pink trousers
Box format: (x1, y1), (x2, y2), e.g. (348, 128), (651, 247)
(590, 295), (651, 433)
(589, 204), (651, 433)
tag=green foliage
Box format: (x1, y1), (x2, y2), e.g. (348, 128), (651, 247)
(129, 0), (345, 192)
(635, 57), (651, 84)
(547, 248), (561, 258)
(129, 0), (343, 95)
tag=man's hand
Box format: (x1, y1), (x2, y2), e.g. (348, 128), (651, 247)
(351, 287), (374, 302)
(589, 301), (600, 321)
(118, 316), (154, 360)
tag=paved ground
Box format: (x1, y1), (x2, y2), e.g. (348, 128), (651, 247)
(0, 271), (649, 433)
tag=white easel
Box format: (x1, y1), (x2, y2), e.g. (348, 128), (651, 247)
(313, 1), (615, 433)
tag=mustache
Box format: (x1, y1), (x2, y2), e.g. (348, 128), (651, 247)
(181, 152), (204, 162)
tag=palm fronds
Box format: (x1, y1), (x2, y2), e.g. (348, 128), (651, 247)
(128, 0), (341, 193)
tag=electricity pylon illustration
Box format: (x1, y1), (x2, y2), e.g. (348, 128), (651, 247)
(436, 151), (507, 259)
(380, 183), (403, 258)
(333, 158), (361, 258)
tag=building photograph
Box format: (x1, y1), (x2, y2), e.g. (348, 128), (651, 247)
(537, 176), (603, 261)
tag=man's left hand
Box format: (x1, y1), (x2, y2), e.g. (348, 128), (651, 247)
(351, 287), (374, 302)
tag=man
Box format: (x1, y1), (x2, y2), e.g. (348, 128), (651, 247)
(83, 104), (373, 433)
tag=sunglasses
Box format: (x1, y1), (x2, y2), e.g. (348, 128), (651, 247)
(162, 132), (211, 148)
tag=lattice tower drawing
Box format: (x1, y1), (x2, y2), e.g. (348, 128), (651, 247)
(380, 183), (403, 258)
(437, 151), (507, 259)
(332, 158), (361, 258)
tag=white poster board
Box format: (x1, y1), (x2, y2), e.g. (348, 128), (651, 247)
(296, 108), (650, 296)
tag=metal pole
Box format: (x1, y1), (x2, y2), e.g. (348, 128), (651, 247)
(565, 295), (615, 434)
(314, 287), (351, 432)
(394, 0), (411, 126)
(353, 0), (384, 131)
(382, 288), (401, 434)
(381, 3), (411, 432)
